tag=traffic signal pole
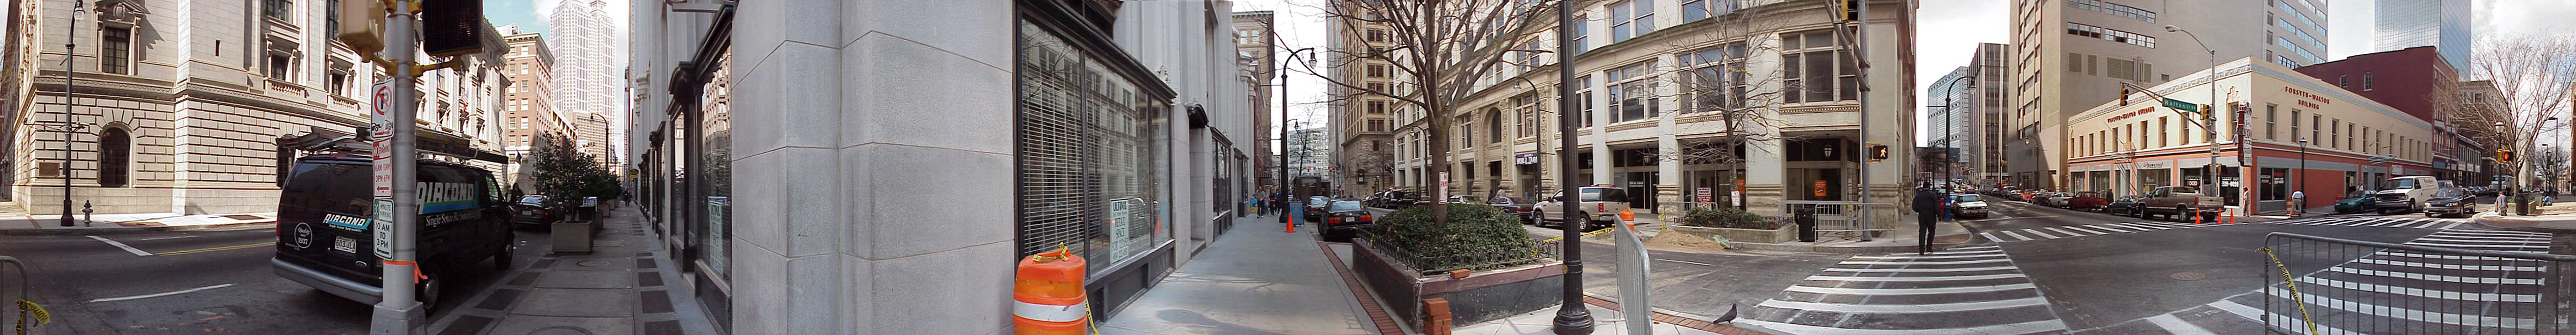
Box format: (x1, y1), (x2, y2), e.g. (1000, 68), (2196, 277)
(370, 1), (425, 333)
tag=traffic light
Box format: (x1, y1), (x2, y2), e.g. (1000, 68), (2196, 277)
(2118, 86), (2131, 101)
(419, 0), (490, 57)
(1841, 0), (1862, 21)
(334, 0), (386, 55)
(1868, 143), (1890, 162)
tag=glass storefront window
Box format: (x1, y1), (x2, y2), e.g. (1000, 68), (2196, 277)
(1015, 21), (1174, 276)
(698, 53), (733, 279)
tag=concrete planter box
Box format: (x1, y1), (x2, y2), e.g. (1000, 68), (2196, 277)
(1657, 223), (1797, 245)
(1350, 239), (1565, 330)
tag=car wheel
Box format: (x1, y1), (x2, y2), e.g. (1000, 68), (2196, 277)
(415, 271), (443, 313)
(493, 240), (516, 270)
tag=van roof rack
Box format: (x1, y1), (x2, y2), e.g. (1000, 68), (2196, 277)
(275, 126), (508, 164)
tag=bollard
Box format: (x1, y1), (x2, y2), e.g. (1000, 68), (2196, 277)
(1014, 249), (1087, 335)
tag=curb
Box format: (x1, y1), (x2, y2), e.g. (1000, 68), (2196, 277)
(0, 219), (277, 236)
(1722, 232), (1977, 254)
(1576, 292), (1778, 335)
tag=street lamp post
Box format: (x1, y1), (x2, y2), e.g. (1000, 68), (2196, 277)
(1552, 0), (1594, 332)
(2165, 25), (2222, 214)
(1279, 47), (1314, 225)
(1930, 76), (1975, 190)
(56, 0), (86, 227)
(2299, 138), (2309, 215)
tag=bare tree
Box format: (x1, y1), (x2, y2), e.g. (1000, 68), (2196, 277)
(2432, 35), (2576, 193)
(1631, 8), (1808, 210)
(1304, 0), (1560, 225)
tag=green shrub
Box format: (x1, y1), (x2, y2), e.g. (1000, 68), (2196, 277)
(1679, 207), (1782, 229)
(1364, 203), (1540, 272)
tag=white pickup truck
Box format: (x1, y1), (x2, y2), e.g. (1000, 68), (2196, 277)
(2371, 176), (2451, 215)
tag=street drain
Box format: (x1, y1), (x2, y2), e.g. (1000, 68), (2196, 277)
(2170, 272), (2207, 281)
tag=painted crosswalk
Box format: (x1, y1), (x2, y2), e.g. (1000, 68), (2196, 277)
(2263, 216), (2470, 230)
(1977, 221), (2224, 243)
(2093, 228), (2563, 334)
(1739, 245), (2070, 334)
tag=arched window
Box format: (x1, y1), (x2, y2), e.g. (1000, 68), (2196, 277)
(99, 128), (131, 187)
(1487, 108), (1503, 142)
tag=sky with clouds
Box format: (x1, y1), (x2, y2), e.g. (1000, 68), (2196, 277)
(1914, 0), (2575, 142)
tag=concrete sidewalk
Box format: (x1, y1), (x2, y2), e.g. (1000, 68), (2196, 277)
(1100, 214), (1386, 335)
(0, 212), (276, 235)
(426, 205), (723, 335)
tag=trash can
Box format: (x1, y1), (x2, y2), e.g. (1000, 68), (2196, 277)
(1795, 207), (1818, 243)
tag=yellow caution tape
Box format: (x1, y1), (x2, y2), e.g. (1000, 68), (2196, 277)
(2257, 247), (2319, 334)
(17, 298), (51, 335)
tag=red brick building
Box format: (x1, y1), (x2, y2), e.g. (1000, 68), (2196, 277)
(2293, 46), (2491, 182)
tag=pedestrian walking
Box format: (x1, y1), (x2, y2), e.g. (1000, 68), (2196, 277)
(1912, 186), (1944, 255)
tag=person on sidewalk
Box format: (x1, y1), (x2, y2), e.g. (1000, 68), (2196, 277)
(1912, 185), (1943, 255)
(2290, 190), (2306, 217)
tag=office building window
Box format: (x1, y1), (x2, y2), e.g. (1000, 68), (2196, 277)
(1569, 14), (1590, 53)
(100, 27), (132, 74)
(2065, 22), (2155, 48)
(2265, 104), (2278, 140)
(1577, 75), (1594, 127)
(1681, 42), (1746, 113)
(1607, 61), (1657, 123)
(1366, 64), (1387, 78)
(2363, 72), (2374, 91)
(1781, 30), (1855, 103)
(265, 0), (292, 21)
(1366, 100), (1387, 114)
(1609, 0), (1657, 42)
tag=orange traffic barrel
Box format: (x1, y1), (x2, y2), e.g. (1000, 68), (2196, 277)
(1015, 249), (1088, 335)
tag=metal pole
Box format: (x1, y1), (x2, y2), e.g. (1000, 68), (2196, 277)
(58, 0), (81, 228)
(2300, 139), (2308, 215)
(1550, 0), (1593, 332)
(370, 1), (424, 333)
(1278, 48), (1293, 224)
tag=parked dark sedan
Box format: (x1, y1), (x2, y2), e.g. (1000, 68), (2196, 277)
(511, 195), (561, 226)
(1485, 196), (1536, 224)
(2333, 194), (2377, 214)
(1303, 196), (1332, 222)
(1322, 200), (1374, 242)
(2102, 195), (2147, 217)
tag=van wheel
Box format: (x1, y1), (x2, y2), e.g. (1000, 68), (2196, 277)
(493, 241), (516, 270)
(415, 272), (443, 312)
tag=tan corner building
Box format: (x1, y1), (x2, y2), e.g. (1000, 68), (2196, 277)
(2063, 57), (2435, 215)
(2008, 0), (2330, 190)
(1325, 3), (1397, 195)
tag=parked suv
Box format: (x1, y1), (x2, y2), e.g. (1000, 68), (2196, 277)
(1533, 186), (1629, 230)
(272, 154), (514, 311)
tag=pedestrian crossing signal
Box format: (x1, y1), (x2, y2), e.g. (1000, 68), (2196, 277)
(2499, 148), (2515, 162)
(1868, 143), (1889, 162)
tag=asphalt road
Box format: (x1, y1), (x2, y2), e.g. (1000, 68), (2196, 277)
(0, 225), (554, 334)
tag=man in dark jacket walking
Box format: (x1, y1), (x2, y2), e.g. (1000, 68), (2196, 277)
(1912, 185), (1945, 255)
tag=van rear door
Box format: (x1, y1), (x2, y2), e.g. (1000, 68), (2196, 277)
(274, 159), (384, 283)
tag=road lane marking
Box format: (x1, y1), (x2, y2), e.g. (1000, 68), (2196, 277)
(2085, 224), (2142, 233)
(2019, 229), (2059, 239)
(87, 236), (153, 256)
(1730, 319), (2068, 335)
(1978, 232), (2000, 242)
(2132, 222), (2192, 229)
(2329, 267), (2542, 285)
(1652, 258), (1717, 267)
(2296, 276), (2538, 302)
(155, 242), (277, 256)
(2104, 222), (2165, 231)
(2436, 229), (2549, 237)
(1850, 253), (2007, 260)
(1999, 230), (2031, 241)
(2266, 288), (2536, 329)
(2146, 314), (2218, 335)
(2417, 235), (2549, 243)
(1782, 283), (2037, 295)
(2436, 222), (2463, 230)
(2373, 219), (2419, 227)
(86, 284), (235, 303)
(2352, 258), (2545, 272)
(2040, 227), (2087, 237)
(1838, 259), (2010, 266)
(2406, 242), (2549, 249)
(134, 236), (199, 241)
(2207, 300), (2367, 335)
(1820, 266), (2017, 273)
(1802, 273), (2027, 281)
(2409, 220), (2448, 229)
(2375, 251), (2544, 262)
(2060, 225), (2117, 235)
(1757, 296), (2050, 314)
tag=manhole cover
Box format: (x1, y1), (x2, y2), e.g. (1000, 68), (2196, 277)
(529, 326), (592, 335)
(575, 260), (611, 267)
(2171, 272), (2207, 281)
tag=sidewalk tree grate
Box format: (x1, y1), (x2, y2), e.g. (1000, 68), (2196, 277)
(476, 289), (525, 311)
(435, 315), (495, 335)
(507, 273), (543, 286)
(642, 321), (680, 335)
(637, 272), (663, 287)
(641, 290), (674, 314)
(636, 258), (657, 270)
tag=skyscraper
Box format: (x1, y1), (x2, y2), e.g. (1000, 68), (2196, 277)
(548, 0), (623, 168)
(2374, 0), (2472, 72)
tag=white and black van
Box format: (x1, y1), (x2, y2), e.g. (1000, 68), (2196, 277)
(270, 130), (514, 310)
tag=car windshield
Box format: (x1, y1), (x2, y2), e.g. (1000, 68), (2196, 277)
(2386, 178), (2419, 190)
(1309, 198), (1330, 206)
(518, 196), (546, 205)
(1329, 201), (1363, 212)
(1950, 194), (1982, 203)
(2438, 188), (2470, 198)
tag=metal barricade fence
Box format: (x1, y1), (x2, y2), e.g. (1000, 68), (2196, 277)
(2259, 232), (2576, 334)
(1779, 201), (1896, 240)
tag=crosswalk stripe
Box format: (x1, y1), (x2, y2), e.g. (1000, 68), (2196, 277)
(2107, 222), (2168, 231)
(1822, 266), (2019, 273)
(1839, 259), (2013, 266)
(1999, 230), (2032, 242)
(2436, 222), (2462, 230)
(1781, 283), (2038, 295)
(2351, 258), (2546, 272)
(2134, 222), (2193, 228)
(2043, 227), (2088, 237)
(2266, 288), (2536, 329)
(2427, 230), (2552, 238)
(1851, 252), (2007, 260)
(2328, 267), (2543, 285)
(2146, 314), (2219, 335)
(1804, 273), (2028, 281)
(2296, 276), (2540, 302)
(2062, 225), (2118, 235)
(2020, 229), (2059, 239)
(2085, 224), (2141, 233)
(2408, 220), (2450, 229)
(2405, 242), (2549, 249)
(2440, 229), (2550, 237)
(1980, 232), (2001, 243)
(1730, 318), (2069, 335)
(2375, 251), (2546, 262)
(2416, 236), (2550, 243)
(2207, 299), (2368, 335)
(1758, 296), (2051, 314)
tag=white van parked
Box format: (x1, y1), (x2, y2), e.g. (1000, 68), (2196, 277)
(2371, 176), (2450, 215)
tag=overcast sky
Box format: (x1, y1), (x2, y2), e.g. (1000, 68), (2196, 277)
(1913, 0), (2576, 142)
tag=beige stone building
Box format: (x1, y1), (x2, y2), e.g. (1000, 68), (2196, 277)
(2063, 57), (2438, 213)
(10, 0), (505, 215)
(501, 30), (568, 186)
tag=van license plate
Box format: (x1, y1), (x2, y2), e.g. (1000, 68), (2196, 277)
(334, 237), (357, 253)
